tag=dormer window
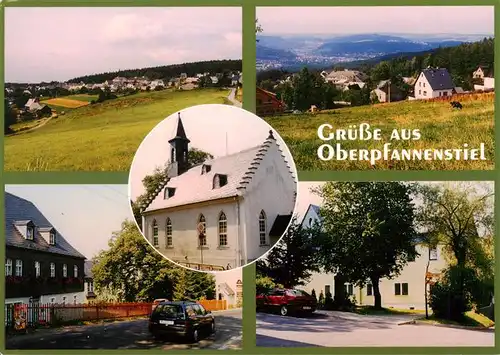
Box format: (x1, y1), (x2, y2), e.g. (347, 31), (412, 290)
(202, 164), (212, 174)
(213, 174), (228, 189)
(49, 231), (56, 245)
(27, 226), (34, 240)
(164, 187), (176, 199)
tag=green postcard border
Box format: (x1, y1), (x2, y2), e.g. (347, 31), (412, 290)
(1, 0), (499, 354)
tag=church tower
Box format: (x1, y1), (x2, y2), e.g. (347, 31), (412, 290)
(167, 112), (190, 177)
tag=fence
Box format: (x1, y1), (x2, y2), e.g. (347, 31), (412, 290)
(5, 300), (229, 330)
(5, 302), (153, 330)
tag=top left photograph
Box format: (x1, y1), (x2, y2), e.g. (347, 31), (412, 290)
(4, 7), (243, 172)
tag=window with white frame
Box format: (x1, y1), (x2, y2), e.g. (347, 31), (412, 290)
(5, 259), (12, 276)
(35, 261), (41, 277)
(429, 247), (438, 260)
(15, 260), (23, 276)
(198, 215), (207, 246)
(395, 282), (409, 296)
(27, 226), (34, 240)
(63, 264), (67, 277)
(49, 231), (56, 245)
(218, 212), (228, 246)
(74, 265), (78, 278)
(152, 220), (159, 247)
(367, 284), (373, 296)
(166, 218), (173, 247)
(259, 210), (267, 245)
(50, 262), (56, 277)
(344, 283), (354, 296)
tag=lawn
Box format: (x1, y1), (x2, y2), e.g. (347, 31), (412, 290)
(417, 311), (494, 329)
(265, 92), (494, 170)
(353, 306), (425, 316)
(5, 88), (231, 171)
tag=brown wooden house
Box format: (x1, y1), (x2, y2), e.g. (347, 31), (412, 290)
(256, 87), (285, 117)
(5, 192), (86, 306)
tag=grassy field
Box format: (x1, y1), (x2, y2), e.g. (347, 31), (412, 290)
(266, 92), (494, 170)
(5, 88), (230, 171)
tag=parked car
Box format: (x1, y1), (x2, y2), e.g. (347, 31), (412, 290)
(148, 301), (215, 342)
(256, 288), (317, 316)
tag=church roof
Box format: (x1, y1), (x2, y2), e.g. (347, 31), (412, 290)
(269, 214), (293, 237)
(169, 112), (190, 143)
(144, 132), (293, 213)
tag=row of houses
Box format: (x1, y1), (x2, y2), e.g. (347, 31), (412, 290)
(4, 192), (243, 310)
(6, 71), (242, 96)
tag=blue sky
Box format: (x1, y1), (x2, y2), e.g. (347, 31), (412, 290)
(5, 185), (131, 259)
(257, 6), (494, 36)
(5, 7), (242, 83)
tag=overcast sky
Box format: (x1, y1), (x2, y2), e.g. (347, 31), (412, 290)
(129, 104), (296, 200)
(6, 185), (130, 259)
(257, 6), (494, 35)
(5, 7), (242, 83)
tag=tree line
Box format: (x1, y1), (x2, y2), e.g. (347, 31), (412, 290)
(257, 182), (494, 321)
(68, 59), (242, 84)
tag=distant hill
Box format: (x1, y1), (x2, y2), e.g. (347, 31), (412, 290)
(256, 44), (297, 61)
(316, 34), (464, 56)
(68, 59), (242, 84)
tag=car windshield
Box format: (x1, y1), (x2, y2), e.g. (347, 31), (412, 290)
(153, 304), (183, 318)
(286, 289), (310, 297)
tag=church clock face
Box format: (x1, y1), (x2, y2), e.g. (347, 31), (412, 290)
(128, 104), (298, 274)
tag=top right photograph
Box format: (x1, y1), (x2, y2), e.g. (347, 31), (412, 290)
(256, 6), (494, 171)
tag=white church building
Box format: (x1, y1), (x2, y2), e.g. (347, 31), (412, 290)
(141, 113), (297, 271)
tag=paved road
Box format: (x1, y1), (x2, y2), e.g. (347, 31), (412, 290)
(227, 88), (242, 107)
(7, 309), (242, 350)
(256, 311), (494, 347)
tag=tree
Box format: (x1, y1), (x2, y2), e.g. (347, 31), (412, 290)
(256, 216), (320, 288)
(4, 98), (17, 134)
(313, 182), (418, 309)
(256, 19), (263, 42)
(131, 148), (214, 228)
(415, 182), (495, 313)
(172, 267), (215, 301)
(92, 220), (215, 302)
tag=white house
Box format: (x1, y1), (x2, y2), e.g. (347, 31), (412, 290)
(214, 269), (243, 308)
(141, 113), (297, 271)
(297, 203), (448, 310)
(414, 68), (455, 99)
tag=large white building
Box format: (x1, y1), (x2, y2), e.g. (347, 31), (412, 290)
(141, 113), (297, 271)
(414, 68), (455, 99)
(298, 203), (447, 310)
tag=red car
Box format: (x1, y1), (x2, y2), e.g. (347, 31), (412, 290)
(256, 288), (317, 316)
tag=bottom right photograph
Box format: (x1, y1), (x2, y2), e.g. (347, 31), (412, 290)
(256, 181), (495, 348)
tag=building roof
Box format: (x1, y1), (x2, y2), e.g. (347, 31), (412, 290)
(169, 113), (190, 144)
(5, 192), (86, 259)
(420, 68), (455, 90)
(269, 214), (293, 237)
(144, 132), (289, 213)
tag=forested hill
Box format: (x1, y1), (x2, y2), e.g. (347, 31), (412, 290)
(358, 37), (494, 89)
(68, 59), (242, 83)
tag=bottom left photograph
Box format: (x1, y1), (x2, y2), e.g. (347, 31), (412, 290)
(4, 185), (243, 350)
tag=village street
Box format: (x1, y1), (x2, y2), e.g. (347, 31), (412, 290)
(7, 309), (242, 350)
(256, 311), (495, 347)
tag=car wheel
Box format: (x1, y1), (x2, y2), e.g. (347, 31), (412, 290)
(191, 329), (199, 343)
(211, 321), (216, 334)
(280, 305), (288, 316)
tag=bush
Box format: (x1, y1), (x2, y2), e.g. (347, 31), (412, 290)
(429, 266), (477, 321)
(318, 291), (325, 308)
(256, 276), (278, 295)
(324, 291), (334, 310)
(311, 289), (317, 302)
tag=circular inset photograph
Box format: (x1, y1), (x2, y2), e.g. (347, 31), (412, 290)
(129, 104), (298, 272)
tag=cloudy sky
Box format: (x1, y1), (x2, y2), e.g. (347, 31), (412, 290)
(129, 104), (296, 200)
(6, 185), (131, 259)
(257, 6), (494, 35)
(5, 7), (242, 83)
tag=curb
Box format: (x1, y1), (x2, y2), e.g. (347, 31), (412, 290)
(398, 319), (495, 332)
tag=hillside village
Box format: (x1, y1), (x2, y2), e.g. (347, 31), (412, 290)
(256, 65), (494, 116)
(5, 69), (242, 121)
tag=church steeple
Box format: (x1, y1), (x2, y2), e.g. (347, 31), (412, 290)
(167, 112), (190, 177)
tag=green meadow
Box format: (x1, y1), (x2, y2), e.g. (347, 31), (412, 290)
(266, 93), (494, 171)
(5, 88), (231, 171)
